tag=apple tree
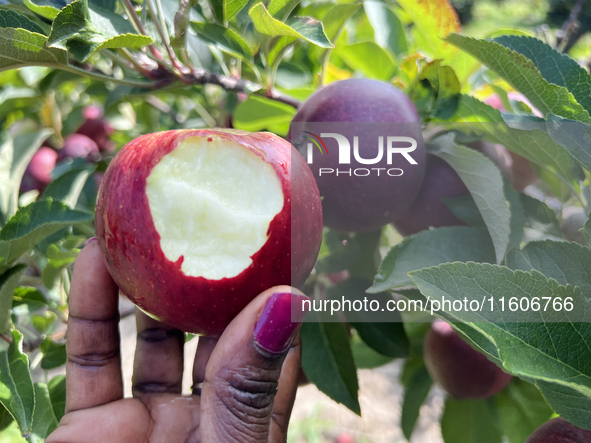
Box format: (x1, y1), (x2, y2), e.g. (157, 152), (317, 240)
(0, 0), (591, 441)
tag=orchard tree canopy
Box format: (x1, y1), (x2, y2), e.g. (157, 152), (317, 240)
(1, 0), (591, 442)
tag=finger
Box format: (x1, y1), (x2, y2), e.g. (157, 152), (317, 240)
(65, 238), (123, 413)
(192, 336), (218, 394)
(131, 310), (185, 398)
(269, 332), (301, 441)
(200, 286), (309, 443)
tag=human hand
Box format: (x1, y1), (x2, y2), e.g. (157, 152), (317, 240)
(47, 239), (309, 443)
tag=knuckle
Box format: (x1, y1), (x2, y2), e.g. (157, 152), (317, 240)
(217, 365), (280, 419)
(67, 348), (119, 368)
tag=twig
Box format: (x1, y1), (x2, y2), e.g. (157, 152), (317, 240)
(0, 333), (12, 345)
(557, 0), (586, 53)
(145, 0), (187, 77)
(267, 89), (302, 108)
(120, 0), (164, 61)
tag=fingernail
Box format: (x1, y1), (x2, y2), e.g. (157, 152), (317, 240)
(254, 292), (309, 354)
(85, 237), (98, 246)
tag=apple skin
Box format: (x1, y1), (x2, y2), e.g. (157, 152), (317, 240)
(20, 147), (58, 193)
(289, 78), (426, 232)
(393, 155), (468, 236)
(96, 129), (322, 336)
(525, 418), (591, 443)
(58, 134), (100, 162)
(423, 321), (512, 400)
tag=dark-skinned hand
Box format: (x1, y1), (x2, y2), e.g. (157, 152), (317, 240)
(46, 239), (309, 443)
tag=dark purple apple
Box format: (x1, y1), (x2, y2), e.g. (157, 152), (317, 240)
(96, 129), (323, 336)
(58, 134), (99, 162)
(20, 147), (58, 193)
(423, 321), (512, 400)
(289, 78), (426, 232)
(393, 155), (468, 236)
(525, 418), (591, 443)
(77, 105), (115, 153)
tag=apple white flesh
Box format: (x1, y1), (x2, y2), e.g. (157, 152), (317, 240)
(146, 136), (284, 280)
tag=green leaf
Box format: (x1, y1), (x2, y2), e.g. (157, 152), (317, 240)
(0, 265), (27, 332)
(31, 383), (58, 439)
(12, 287), (46, 312)
(40, 338), (66, 370)
(410, 263), (591, 398)
(430, 134), (511, 264)
(338, 41), (395, 81)
(320, 3), (361, 45)
(23, 0), (61, 20)
(47, 376), (65, 422)
(0, 129), (53, 226)
(47, 0), (153, 62)
(0, 10), (45, 34)
(364, 0), (406, 55)
(190, 22), (252, 60)
(537, 380), (591, 431)
(249, 2), (333, 48)
(441, 398), (502, 443)
(493, 35), (591, 115)
(547, 115), (591, 174)
(41, 244), (79, 289)
(301, 320), (360, 415)
(401, 365), (432, 440)
(0, 28), (68, 72)
(0, 330), (35, 437)
(0, 198), (93, 265)
(369, 226), (495, 292)
(507, 240), (591, 288)
(350, 333), (393, 369)
(226, 0), (248, 21)
(265, 0), (300, 22)
(504, 182), (525, 251)
(0, 402), (14, 432)
(416, 59), (461, 119)
(446, 34), (590, 122)
(42, 164), (95, 208)
(330, 278), (409, 358)
(520, 193), (562, 239)
(448, 95), (577, 189)
(315, 230), (360, 275)
(496, 379), (553, 443)
(233, 95), (295, 135)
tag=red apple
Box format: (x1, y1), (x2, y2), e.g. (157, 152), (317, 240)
(289, 78), (426, 232)
(423, 321), (512, 400)
(20, 147), (58, 193)
(77, 105), (115, 153)
(393, 155), (468, 236)
(58, 134), (100, 162)
(96, 129), (323, 336)
(525, 418), (591, 443)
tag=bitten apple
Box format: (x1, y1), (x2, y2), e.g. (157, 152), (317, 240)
(96, 129), (323, 336)
(289, 78), (426, 232)
(424, 321), (512, 400)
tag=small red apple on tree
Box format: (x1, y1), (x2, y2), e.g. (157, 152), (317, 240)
(289, 78), (426, 232)
(20, 146), (58, 193)
(76, 105), (115, 153)
(423, 321), (512, 399)
(96, 129), (323, 336)
(393, 155), (468, 236)
(58, 134), (100, 162)
(525, 418), (591, 443)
